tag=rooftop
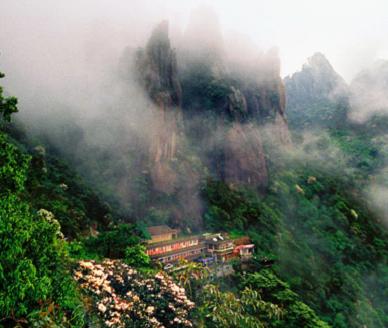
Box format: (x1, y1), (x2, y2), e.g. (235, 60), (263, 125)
(147, 235), (202, 247)
(147, 225), (178, 236)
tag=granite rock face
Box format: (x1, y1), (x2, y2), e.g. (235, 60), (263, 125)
(223, 123), (268, 188)
(136, 21), (182, 193)
(135, 20), (291, 195)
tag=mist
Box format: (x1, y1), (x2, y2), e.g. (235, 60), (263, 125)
(0, 1), (278, 222)
(1, 0), (388, 228)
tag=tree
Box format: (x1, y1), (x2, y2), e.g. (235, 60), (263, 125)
(125, 244), (151, 268)
(197, 284), (282, 328)
(84, 224), (142, 258)
(0, 75), (83, 326)
(0, 133), (30, 195)
(173, 259), (210, 298)
(0, 71), (18, 123)
(0, 187), (84, 326)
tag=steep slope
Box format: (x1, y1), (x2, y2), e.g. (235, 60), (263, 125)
(179, 53), (290, 189)
(285, 53), (349, 129)
(6, 124), (114, 238)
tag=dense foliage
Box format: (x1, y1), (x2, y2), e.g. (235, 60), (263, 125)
(0, 72), (18, 123)
(198, 283), (282, 328)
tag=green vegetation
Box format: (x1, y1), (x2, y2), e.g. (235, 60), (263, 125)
(201, 126), (388, 327)
(195, 268), (330, 328)
(286, 100), (348, 130)
(0, 72), (18, 123)
(240, 269), (329, 328)
(197, 284), (283, 328)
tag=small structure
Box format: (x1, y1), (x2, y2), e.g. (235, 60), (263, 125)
(233, 244), (255, 260)
(232, 236), (254, 260)
(205, 234), (235, 263)
(147, 225), (178, 244)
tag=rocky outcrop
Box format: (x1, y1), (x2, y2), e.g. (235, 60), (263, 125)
(285, 52), (348, 107)
(284, 53), (349, 129)
(221, 50), (290, 187)
(140, 21), (182, 108)
(136, 21), (182, 193)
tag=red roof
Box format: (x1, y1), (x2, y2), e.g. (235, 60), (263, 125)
(233, 244), (255, 254)
(233, 236), (251, 246)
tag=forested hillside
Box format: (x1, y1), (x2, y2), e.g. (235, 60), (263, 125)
(0, 71), (147, 326)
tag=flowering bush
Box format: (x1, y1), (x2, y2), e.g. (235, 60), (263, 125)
(74, 260), (195, 327)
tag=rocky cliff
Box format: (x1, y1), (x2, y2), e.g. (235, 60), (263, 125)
(179, 40), (289, 188)
(134, 20), (290, 206)
(134, 22), (204, 229)
(136, 21), (182, 193)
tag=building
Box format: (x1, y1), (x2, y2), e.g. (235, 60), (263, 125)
(148, 238), (207, 264)
(145, 226), (254, 264)
(205, 234), (235, 263)
(147, 225), (178, 244)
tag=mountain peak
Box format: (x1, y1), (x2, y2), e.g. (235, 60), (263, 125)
(300, 52), (340, 80)
(285, 52), (349, 128)
(146, 20), (170, 52)
(307, 52), (332, 68)
(286, 52), (347, 98)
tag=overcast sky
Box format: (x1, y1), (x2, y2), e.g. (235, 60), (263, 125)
(1, 0), (387, 82)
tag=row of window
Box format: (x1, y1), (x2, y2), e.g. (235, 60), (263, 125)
(158, 247), (205, 263)
(147, 239), (199, 256)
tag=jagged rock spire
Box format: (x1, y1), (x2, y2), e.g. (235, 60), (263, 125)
(139, 20), (182, 108)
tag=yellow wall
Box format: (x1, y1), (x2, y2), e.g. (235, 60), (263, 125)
(149, 233), (172, 243)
